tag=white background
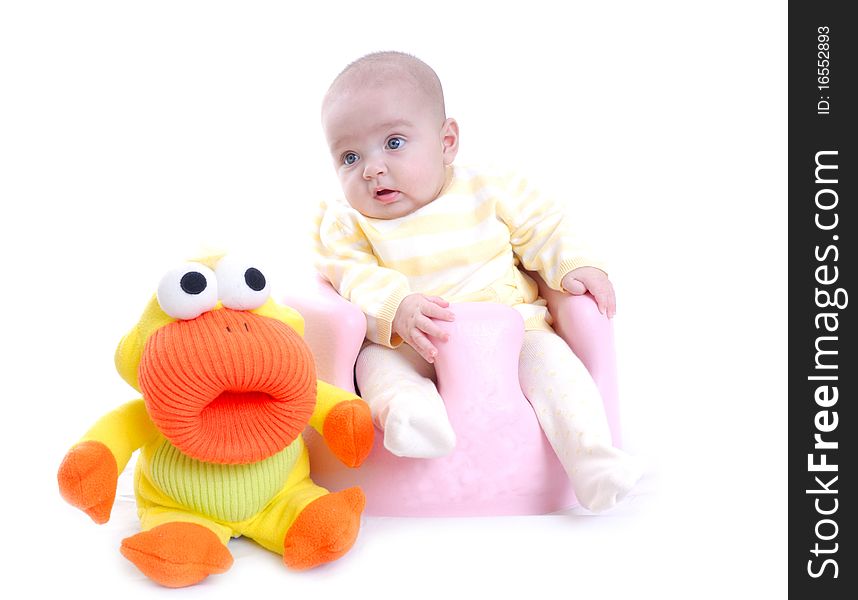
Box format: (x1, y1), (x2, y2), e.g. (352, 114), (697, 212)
(1, 1), (786, 598)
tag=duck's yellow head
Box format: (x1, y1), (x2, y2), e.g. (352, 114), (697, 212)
(115, 256), (316, 465)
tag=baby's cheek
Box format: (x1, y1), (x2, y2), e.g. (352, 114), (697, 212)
(345, 179), (365, 204)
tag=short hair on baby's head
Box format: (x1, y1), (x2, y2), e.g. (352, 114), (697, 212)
(323, 51), (446, 121)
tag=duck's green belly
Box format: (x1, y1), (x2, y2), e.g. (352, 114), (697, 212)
(146, 437), (302, 523)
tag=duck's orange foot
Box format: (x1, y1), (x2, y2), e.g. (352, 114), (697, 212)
(283, 487), (365, 570)
(120, 522), (233, 588)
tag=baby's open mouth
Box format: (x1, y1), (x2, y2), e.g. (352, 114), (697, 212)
(375, 188), (400, 203)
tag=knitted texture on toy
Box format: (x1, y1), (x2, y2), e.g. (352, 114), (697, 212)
(148, 438), (303, 522)
(138, 308), (316, 464)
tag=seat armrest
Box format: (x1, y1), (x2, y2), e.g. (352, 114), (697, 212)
(429, 303), (525, 408)
(532, 273), (622, 446)
(282, 276), (366, 394)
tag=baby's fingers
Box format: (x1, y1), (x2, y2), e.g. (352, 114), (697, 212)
(590, 283), (616, 318)
(606, 287), (617, 318)
(421, 299), (456, 322)
(409, 329), (439, 363)
(566, 279), (587, 295)
(425, 296), (450, 309)
(416, 314), (450, 342)
(590, 288), (608, 315)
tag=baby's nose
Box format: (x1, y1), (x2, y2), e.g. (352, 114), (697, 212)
(362, 157), (387, 179)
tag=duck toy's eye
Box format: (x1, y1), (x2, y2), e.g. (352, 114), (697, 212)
(215, 255), (270, 310)
(156, 263), (219, 320)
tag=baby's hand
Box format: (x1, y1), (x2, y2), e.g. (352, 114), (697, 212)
(561, 267), (616, 318)
(393, 294), (455, 363)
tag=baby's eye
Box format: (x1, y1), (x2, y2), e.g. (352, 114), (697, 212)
(342, 152), (359, 166)
(386, 137), (405, 150)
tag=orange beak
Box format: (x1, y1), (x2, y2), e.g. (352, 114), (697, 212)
(138, 309), (316, 464)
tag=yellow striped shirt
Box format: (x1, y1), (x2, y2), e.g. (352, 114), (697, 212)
(314, 165), (605, 347)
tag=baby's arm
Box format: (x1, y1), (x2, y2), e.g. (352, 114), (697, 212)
(316, 203), (455, 352)
(392, 294), (455, 363)
(496, 173), (615, 316)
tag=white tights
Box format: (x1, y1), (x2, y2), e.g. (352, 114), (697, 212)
(355, 330), (643, 512)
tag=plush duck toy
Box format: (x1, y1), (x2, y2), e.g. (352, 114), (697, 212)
(57, 255), (374, 587)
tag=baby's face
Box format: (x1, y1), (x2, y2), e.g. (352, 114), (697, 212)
(322, 82), (457, 220)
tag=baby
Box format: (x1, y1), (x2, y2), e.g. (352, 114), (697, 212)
(315, 51), (643, 512)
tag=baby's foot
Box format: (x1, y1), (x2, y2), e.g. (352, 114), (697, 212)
(572, 451), (646, 513)
(382, 397), (456, 459)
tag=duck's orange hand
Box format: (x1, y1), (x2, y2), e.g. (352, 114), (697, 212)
(58, 440), (118, 524)
(322, 400), (374, 468)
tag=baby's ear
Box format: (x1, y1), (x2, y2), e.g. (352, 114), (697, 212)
(441, 118), (459, 164)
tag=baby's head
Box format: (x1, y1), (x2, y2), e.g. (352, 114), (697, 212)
(321, 52), (459, 220)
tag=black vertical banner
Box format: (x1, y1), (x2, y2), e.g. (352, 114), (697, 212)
(789, 2), (857, 597)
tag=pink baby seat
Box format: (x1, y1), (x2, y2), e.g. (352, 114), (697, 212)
(283, 274), (621, 516)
